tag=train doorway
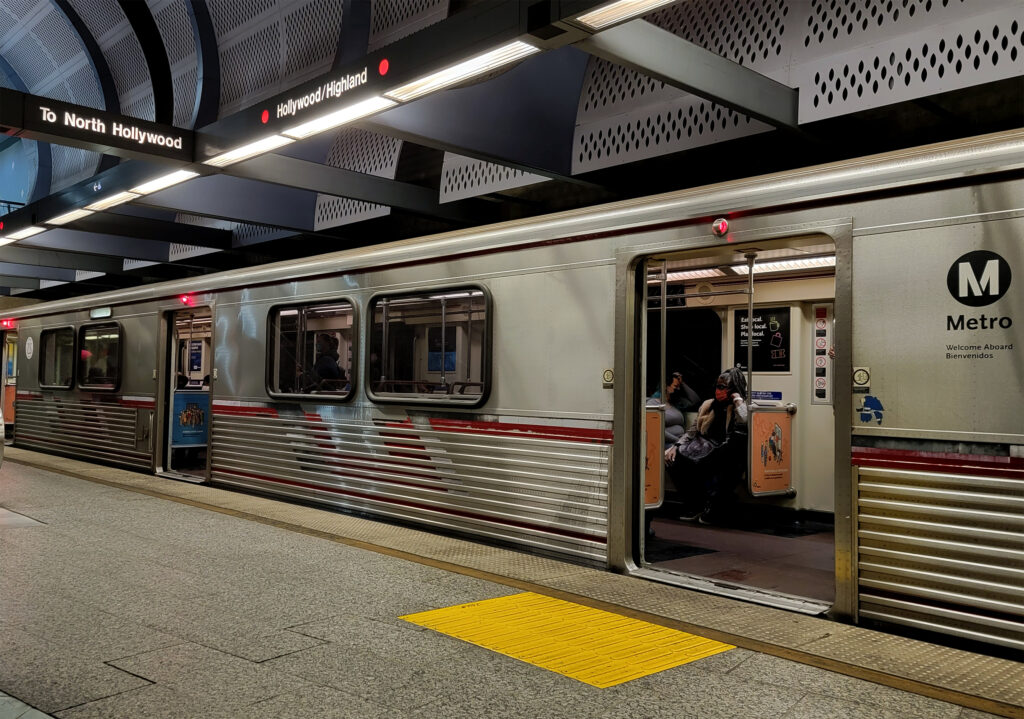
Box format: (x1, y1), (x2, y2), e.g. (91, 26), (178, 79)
(161, 307), (212, 481)
(639, 238), (837, 613)
(1, 330), (15, 440)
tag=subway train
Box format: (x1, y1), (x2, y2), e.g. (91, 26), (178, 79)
(4, 130), (1022, 652)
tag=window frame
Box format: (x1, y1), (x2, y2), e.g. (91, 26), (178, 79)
(77, 321), (124, 392)
(365, 285), (492, 408)
(264, 297), (359, 403)
(38, 326), (76, 390)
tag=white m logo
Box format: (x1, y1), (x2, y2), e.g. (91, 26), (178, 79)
(958, 259), (1000, 297)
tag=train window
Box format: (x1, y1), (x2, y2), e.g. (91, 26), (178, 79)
(268, 300), (355, 400)
(39, 328), (75, 389)
(78, 323), (121, 391)
(368, 288), (489, 405)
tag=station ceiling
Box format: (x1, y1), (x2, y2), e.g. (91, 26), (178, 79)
(0, 0), (1021, 302)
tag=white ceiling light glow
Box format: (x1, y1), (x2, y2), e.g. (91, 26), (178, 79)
(130, 170), (200, 195)
(283, 96), (397, 140)
(732, 256), (837, 274)
(0, 237), (17, 247)
(45, 208), (95, 225)
(85, 191), (141, 211)
(203, 135), (295, 167)
(575, 0), (678, 30)
(384, 41), (540, 103)
(6, 226), (47, 240)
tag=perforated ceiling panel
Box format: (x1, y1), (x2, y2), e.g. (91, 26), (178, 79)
(67, 0), (153, 120)
(572, 0), (786, 173)
(314, 128), (402, 230)
(149, 0), (198, 128)
(794, 1), (1023, 120)
(439, 154), (549, 203)
(210, 0), (344, 116)
(367, 0), (448, 52)
(573, 0), (1023, 173)
(0, 2), (103, 192)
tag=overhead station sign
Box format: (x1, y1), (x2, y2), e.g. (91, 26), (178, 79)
(1, 89), (192, 162)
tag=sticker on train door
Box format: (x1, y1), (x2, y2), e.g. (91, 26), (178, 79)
(749, 410), (792, 496)
(644, 408), (663, 508)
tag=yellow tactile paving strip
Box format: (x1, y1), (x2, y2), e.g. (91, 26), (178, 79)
(401, 592), (734, 688)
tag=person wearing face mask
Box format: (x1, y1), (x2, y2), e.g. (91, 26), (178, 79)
(664, 367), (748, 524)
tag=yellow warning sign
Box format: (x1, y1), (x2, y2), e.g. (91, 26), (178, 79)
(401, 592), (733, 688)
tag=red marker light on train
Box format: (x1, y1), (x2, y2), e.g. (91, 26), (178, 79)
(712, 218), (729, 237)
(0, 319), (15, 329)
(260, 109), (269, 124)
(179, 294), (194, 306)
(378, 58), (389, 76)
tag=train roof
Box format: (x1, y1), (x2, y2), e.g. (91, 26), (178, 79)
(9, 129), (1024, 320)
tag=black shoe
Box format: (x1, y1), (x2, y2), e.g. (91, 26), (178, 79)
(698, 510), (716, 525)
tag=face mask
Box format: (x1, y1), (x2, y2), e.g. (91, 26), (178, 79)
(715, 388), (729, 402)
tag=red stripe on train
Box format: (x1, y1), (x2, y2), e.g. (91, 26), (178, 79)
(852, 447), (1024, 479)
(119, 400), (155, 408)
(429, 418), (613, 444)
(214, 468), (606, 544)
(212, 404), (279, 417)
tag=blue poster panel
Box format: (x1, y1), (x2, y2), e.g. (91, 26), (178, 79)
(172, 392), (209, 446)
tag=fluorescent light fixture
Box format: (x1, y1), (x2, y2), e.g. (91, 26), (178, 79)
(385, 41), (540, 102)
(7, 225), (47, 240)
(0, 237), (17, 247)
(283, 96), (396, 140)
(667, 268), (726, 281)
(732, 256), (836, 274)
(85, 191), (140, 211)
(203, 134), (295, 167)
(130, 169), (200, 195)
(575, 0), (678, 29)
(89, 307), (112, 319)
(45, 208), (95, 225)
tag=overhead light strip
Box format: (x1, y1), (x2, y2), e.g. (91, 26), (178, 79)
(85, 191), (140, 211)
(575, 0), (678, 30)
(385, 41), (540, 102)
(0, 237), (17, 247)
(731, 256), (836, 274)
(204, 134), (295, 167)
(283, 95), (397, 140)
(130, 169), (200, 195)
(45, 208), (95, 225)
(6, 225), (47, 240)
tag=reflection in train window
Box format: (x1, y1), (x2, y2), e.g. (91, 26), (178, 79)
(268, 300), (354, 399)
(78, 323), (121, 390)
(39, 328), (75, 389)
(369, 288), (487, 403)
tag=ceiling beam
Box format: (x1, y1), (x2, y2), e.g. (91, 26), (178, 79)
(575, 19), (798, 129)
(0, 275), (41, 290)
(117, 0), (174, 124)
(228, 154), (490, 225)
(23, 229), (173, 262)
(70, 212), (233, 250)
(363, 47), (591, 180)
(0, 245), (129, 275)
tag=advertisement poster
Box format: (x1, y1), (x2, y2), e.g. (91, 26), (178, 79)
(734, 307), (790, 372)
(171, 392), (209, 446)
(189, 340), (203, 372)
(750, 410), (792, 495)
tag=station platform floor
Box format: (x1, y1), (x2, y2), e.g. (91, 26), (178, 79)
(0, 447), (1020, 719)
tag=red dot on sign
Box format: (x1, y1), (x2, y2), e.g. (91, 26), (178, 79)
(261, 109), (269, 124)
(378, 58), (389, 76)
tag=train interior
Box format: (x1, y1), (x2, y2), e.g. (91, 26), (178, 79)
(163, 308), (212, 480)
(642, 237), (837, 610)
(2, 330), (15, 440)
(369, 290), (486, 398)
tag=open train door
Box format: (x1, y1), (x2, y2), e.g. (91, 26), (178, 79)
(159, 306), (213, 481)
(628, 231), (848, 616)
(1, 328), (15, 440)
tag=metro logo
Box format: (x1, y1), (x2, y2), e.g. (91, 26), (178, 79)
(946, 250), (1011, 307)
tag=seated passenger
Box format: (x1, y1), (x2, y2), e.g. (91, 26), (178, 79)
(664, 367), (748, 524)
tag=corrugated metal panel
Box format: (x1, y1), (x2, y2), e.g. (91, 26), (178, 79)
(857, 466), (1024, 651)
(14, 397), (151, 469)
(210, 412), (609, 562)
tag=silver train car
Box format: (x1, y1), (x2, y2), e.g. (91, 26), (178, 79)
(5, 130), (1022, 651)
